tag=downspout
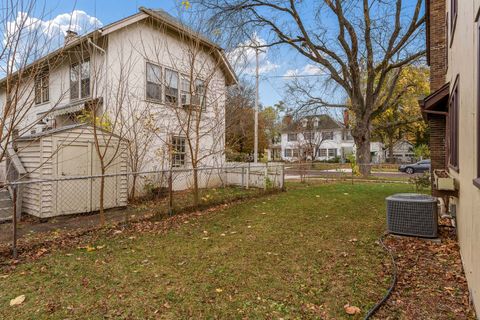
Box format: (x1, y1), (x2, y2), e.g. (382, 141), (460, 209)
(87, 37), (107, 114)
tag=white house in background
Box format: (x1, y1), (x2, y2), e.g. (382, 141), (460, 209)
(385, 140), (415, 163)
(271, 114), (384, 163)
(0, 7), (236, 217)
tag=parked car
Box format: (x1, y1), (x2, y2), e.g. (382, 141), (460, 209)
(399, 159), (431, 174)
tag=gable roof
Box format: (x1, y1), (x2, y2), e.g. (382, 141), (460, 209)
(282, 114), (343, 133)
(0, 8), (237, 87)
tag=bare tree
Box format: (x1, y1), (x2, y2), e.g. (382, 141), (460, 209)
(196, 0), (425, 175)
(74, 39), (134, 226)
(0, 1), (80, 183)
(130, 10), (236, 207)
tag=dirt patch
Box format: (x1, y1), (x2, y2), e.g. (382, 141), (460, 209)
(374, 221), (476, 319)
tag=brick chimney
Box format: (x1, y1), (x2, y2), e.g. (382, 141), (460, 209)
(64, 30), (79, 45)
(283, 114), (293, 126)
(343, 109), (350, 128)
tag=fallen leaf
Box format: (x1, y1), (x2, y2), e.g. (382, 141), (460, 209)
(215, 288), (223, 293)
(10, 295), (25, 306)
(344, 304), (360, 315)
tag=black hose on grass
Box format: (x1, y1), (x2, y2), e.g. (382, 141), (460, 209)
(364, 233), (397, 319)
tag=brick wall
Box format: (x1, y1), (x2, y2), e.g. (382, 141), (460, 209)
(429, 114), (447, 195)
(429, 0), (447, 91)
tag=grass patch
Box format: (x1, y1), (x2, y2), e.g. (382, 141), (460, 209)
(0, 183), (415, 319)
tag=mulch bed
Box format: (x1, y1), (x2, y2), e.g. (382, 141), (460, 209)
(374, 220), (477, 319)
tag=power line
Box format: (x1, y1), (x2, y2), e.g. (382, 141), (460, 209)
(243, 74), (327, 79)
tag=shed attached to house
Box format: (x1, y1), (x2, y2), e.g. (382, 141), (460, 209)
(15, 124), (128, 218)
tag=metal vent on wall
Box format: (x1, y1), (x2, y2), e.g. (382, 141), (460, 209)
(386, 193), (438, 238)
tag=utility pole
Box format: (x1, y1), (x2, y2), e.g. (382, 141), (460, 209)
(254, 47), (259, 163)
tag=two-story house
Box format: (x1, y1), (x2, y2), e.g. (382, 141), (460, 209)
(0, 7), (236, 176)
(275, 114), (384, 162)
(420, 0), (480, 312)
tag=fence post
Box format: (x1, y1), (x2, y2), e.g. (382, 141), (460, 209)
(246, 164), (250, 189)
(168, 168), (173, 216)
(264, 163), (268, 190)
(12, 185), (17, 259)
(281, 164), (286, 191)
(241, 167), (245, 188)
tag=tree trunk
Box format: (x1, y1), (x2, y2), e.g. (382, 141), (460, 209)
(192, 166), (199, 207)
(99, 169), (105, 226)
(387, 136), (395, 163)
(354, 127), (372, 176)
(129, 174), (137, 200)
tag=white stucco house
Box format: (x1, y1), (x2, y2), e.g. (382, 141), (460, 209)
(269, 114), (384, 163)
(0, 8), (236, 217)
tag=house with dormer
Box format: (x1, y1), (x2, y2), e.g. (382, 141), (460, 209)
(275, 114), (383, 162)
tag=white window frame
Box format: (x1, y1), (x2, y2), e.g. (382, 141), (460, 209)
(171, 135), (186, 167)
(70, 59), (90, 100)
(165, 68), (179, 105)
(35, 70), (49, 104)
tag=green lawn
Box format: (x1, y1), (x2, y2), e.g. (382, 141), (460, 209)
(0, 182), (415, 319)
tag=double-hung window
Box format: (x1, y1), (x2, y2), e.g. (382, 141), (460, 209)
(304, 132), (314, 141)
(181, 77), (191, 106)
(287, 133), (297, 142)
(194, 79), (206, 110)
(476, 23), (480, 187)
(171, 136), (186, 167)
(165, 69), (179, 104)
(35, 70), (49, 104)
(322, 131), (334, 140)
(318, 148), (327, 157)
(181, 78), (206, 110)
(146, 62), (162, 101)
(449, 77), (459, 171)
(450, 0), (457, 41)
(328, 148), (337, 158)
(70, 60), (90, 100)
(284, 149), (292, 157)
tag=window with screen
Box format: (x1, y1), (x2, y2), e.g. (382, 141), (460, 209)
(287, 133), (297, 141)
(322, 131), (334, 140)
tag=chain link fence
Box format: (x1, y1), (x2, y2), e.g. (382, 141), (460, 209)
(282, 162), (417, 184)
(0, 163), (285, 258)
